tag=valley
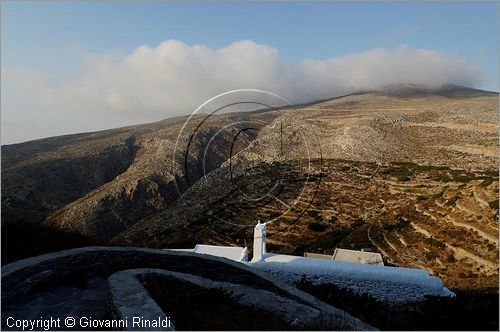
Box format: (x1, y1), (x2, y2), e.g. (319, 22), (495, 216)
(2, 85), (498, 292)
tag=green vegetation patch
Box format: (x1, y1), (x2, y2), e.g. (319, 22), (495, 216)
(424, 251), (439, 260)
(488, 199), (499, 210)
(482, 170), (499, 178)
(307, 209), (322, 219)
(413, 188), (446, 201)
(387, 162), (498, 184)
(383, 165), (414, 181)
(445, 195), (459, 206)
(433, 172), (452, 182)
(326, 214), (338, 223)
(308, 222), (328, 232)
(352, 217), (366, 227)
(424, 236), (446, 249)
(480, 178), (495, 188)
(310, 228), (351, 250)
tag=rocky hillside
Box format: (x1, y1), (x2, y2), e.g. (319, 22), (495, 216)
(2, 85), (498, 290)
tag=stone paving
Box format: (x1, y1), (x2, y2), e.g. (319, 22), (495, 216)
(2, 276), (108, 330)
(1, 246), (375, 331)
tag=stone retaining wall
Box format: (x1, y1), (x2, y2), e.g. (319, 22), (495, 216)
(261, 269), (451, 302)
(2, 246), (375, 331)
(108, 268), (327, 330)
(251, 257), (454, 303)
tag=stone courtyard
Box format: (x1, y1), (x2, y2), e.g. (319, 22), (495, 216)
(1, 246), (373, 331)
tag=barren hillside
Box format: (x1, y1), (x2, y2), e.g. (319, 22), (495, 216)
(2, 85), (498, 290)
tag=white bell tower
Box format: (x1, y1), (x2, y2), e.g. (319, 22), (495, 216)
(252, 220), (267, 262)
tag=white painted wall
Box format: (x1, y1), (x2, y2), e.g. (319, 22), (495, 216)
(251, 221), (267, 262)
(250, 253), (455, 302)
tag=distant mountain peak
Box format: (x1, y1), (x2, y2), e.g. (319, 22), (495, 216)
(378, 83), (498, 97)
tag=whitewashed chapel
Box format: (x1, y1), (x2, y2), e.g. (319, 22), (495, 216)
(170, 220), (454, 302)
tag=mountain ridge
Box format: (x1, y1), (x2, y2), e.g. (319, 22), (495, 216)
(2, 84), (497, 148)
(1, 85), (498, 290)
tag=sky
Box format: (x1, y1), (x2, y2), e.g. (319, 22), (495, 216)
(1, 1), (498, 144)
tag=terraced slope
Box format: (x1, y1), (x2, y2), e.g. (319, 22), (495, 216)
(127, 160), (497, 289)
(2, 85), (498, 291)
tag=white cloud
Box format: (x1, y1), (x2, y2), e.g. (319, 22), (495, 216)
(1, 40), (483, 143)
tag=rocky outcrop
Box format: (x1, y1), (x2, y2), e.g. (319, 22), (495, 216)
(2, 88), (498, 288)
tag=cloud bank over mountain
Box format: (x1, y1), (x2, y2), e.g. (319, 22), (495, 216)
(2, 40), (484, 143)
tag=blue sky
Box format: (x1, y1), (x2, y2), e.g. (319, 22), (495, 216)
(1, 1), (498, 143)
(2, 1), (498, 88)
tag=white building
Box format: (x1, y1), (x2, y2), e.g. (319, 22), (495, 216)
(168, 221), (454, 302)
(249, 221), (454, 302)
(193, 244), (248, 262)
(305, 248), (384, 265)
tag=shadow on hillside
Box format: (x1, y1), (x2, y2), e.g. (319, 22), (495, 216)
(1, 222), (96, 265)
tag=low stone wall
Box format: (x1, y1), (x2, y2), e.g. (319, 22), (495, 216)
(260, 269), (451, 302)
(109, 269), (327, 330)
(107, 269), (175, 331)
(1, 246), (286, 303)
(2, 246), (375, 331)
